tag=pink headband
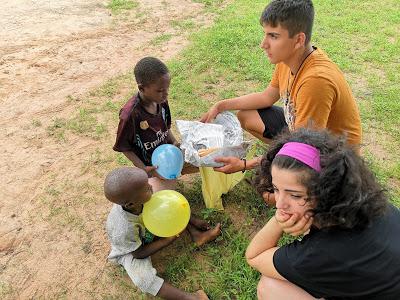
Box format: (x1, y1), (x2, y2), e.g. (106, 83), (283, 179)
(275, 142), (321, 172)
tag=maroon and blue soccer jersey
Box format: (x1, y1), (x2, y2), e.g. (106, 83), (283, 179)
(113, 93), (171, 165)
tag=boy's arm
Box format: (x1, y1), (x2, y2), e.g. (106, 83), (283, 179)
(157, 282), (208, 299)
(131, 236), (177, 259)
(123, 151), (157, 176)
(166, 130), (180, 147)
(200, 85), (280, 123)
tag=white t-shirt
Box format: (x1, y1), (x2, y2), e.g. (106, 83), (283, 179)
(106, 204), (163, 296)
(106, 204), (145, 260)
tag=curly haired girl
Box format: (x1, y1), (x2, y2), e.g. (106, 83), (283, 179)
(246, 128), (400, 299)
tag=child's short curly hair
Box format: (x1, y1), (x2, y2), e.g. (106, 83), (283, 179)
(104, 167), (148, 205)
(134, 57), (169, 86)
(254, 128), (388, 230)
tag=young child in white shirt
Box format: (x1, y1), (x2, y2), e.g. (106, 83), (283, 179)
(104, 167), (220, 299)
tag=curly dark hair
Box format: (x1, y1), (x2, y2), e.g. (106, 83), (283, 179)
(254, 128), (388, 230)
(260, 0), (314, 44)
(134, 57), (169, 86)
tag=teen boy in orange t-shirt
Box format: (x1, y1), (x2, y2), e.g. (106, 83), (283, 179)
(201, 0), (362, 182)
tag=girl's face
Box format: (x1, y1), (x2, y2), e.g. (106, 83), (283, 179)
(271, 165), (315, 219)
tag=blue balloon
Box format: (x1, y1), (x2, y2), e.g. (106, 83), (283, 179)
(151, 144), (184, 179)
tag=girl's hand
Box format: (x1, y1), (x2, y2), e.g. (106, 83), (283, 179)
(213, 156), (244, 174)
(275, 210), (313, 236)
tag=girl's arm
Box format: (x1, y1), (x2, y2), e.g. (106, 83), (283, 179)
(246, 212), (314, 279)
(213, 156), (262, 174)
(245, 216), (286, 280)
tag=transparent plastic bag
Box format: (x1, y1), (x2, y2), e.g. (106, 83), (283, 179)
(176, 112), (248, 167)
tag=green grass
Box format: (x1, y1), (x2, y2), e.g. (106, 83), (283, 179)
(49, 0), (399, 298)
(106, 0), (138, 14)
(150, 34), (174, 46)
(47, 110), (107, 141)
(32, 119), (42, 127)
(171, 19), (196, 31)
(0, 281), (14, 299)
(193, 0), (226, 11)
(166, 181), (265, 299)
(47, 74), (133, 142)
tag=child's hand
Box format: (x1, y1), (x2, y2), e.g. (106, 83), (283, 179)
(145, 166), (161, 178)
(275, 210), (313, 237)
(262, 191), (276, 206)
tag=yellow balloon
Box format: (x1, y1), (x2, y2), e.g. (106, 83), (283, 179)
(142, 190), (191, 237)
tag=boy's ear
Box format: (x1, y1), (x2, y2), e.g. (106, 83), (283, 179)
(294, 32), (306, 49)
(124, 201), (135, 208)
(138, 83), (145, 92)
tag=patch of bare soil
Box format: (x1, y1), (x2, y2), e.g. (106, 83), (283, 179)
(0, 1), (222, 298)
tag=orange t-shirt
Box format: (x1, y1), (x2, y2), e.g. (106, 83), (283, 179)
(270, 48), (362, 146)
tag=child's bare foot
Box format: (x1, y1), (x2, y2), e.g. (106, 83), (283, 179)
(193, 290), (209, 300)
(188, 223), (221, 247)
(262, 191), (276, 207)
(190, 216), (211, 231)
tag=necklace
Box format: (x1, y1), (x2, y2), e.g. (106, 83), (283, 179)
(286, 47), (315, 97)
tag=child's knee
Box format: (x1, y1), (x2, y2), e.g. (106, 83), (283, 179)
(149, 177), (177, 192)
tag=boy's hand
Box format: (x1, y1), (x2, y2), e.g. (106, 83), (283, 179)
(145, 166), (162, 179)
(275, 210), (313, 236)
(213, 156), (244, 174)
(172, 141), (182, 149)
(200, 104), (220, 123)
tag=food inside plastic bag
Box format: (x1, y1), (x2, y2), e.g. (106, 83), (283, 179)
(176, 112), (249, 167)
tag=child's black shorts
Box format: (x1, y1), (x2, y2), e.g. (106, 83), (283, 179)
(257, 105), (288, 139)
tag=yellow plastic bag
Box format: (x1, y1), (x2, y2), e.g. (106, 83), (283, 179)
(199, 167), (244, 210)
(199, 142), (258, 210)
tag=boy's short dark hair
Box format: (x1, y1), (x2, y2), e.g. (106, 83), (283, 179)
(260, 0), (314, 44)
(134, 57), (169, 86)
(104, 167), (148, 205)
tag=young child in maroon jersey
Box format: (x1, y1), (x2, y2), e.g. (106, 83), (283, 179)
(113, 56), (194, 191)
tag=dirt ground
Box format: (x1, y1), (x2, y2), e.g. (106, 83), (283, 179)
(0, 1), (221, 298)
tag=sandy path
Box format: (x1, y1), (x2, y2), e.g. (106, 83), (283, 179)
(0, 1), (217, 298)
